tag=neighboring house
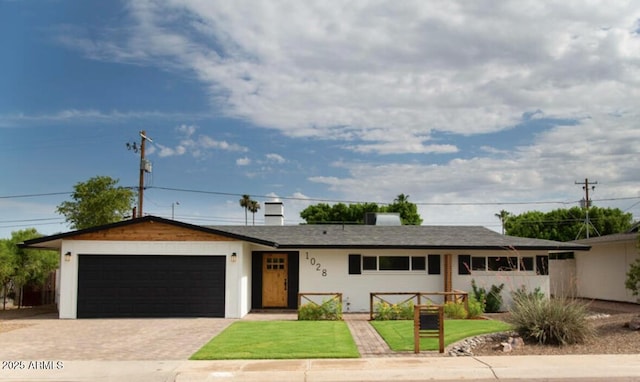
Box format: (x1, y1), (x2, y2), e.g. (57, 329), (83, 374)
(567, 224), (640, 303)
(22, 211), (588, 319)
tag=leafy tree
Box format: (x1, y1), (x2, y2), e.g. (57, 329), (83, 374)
(300, 202), (376, 224)
(505, 207), (633, 241)
(239, 194), (251, 226)
(56, 176), (135, 230)
(625, 232), (640, 296)
(0, 239), (17, 309)
(2, 229), (58, 308)
(381, 194), (423, 225)
(300, 194), (422, 225)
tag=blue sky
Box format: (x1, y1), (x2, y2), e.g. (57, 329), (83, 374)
(2, 1), (640, 238)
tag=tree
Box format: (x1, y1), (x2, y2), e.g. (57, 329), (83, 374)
(1, 229), (58, 309)
(239, 194), (252, 226)
(248, 200), (261, 226)
(0, 239), (16, 309)
(299, 194), (422, 225)
(381, 194), (423, 225)
(56, 176), (135, 230)
(625, 232), (640, 296)
(505, 207), (633, 241)
(495, 210), (511, 235)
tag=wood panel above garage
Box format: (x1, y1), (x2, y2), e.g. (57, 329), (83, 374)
(69, 220), (235, 242)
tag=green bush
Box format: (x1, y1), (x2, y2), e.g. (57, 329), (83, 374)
(471, 279), (505, 313)
(443, 301), (467, 319)
(298, 298), (343, 320)
(373, 300), (414, 320)
(508, 295), (594, 346)
(467, 295), (484, 319)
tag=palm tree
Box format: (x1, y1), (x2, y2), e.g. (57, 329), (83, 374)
(248, 200), (261, 226)
(495, 210), (511, 235)
(239, 194), (251, 225)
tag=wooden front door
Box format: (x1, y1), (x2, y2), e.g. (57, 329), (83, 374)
(262, 253), (288, 307)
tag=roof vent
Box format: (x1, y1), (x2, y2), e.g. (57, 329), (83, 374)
(364, 212), (401, 226)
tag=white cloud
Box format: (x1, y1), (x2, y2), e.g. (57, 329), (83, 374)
(236, 157), (251, 166)
(265, 153), (286, 163)
(55, 1), (640, 155)
(45, 1), (640, 226)
(153, 124), (248, 158)
(89, 0), (640, 153)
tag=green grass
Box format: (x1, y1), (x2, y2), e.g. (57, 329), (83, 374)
(371, 319), (512, 351)
(190, 321), (360, 360)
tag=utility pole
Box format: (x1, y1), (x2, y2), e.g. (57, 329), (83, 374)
(126, 131), (153, 218)
(575, 178), (598, 239)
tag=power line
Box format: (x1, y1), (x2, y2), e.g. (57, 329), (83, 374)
(0, 192), (71, 199)
(1, 185), (638, 208)
(147, 186), (585, 206)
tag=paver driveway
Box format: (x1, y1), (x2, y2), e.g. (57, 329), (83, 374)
(0, 312), (235, 360)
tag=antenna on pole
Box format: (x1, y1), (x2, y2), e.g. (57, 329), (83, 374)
(574, 178), (599, 239)
(126, 130), (153, 218)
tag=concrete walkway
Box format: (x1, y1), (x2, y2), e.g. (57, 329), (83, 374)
(2, 355), (640, 381)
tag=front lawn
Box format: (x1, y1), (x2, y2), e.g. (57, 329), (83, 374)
(190, 321), (360, 360)
(371, 319), (512, 351)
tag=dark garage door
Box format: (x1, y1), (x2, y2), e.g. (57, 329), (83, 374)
(77, 255), (225, 318)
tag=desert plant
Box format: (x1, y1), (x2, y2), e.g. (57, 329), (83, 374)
(511, 285), (545, 302)
(471, 280), (505, 313)
(508, 295), (594, 346)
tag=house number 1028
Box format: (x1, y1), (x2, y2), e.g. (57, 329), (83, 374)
(306, 253), (327, 277)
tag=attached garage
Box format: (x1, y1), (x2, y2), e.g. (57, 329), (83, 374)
(77, 255), (226, 318)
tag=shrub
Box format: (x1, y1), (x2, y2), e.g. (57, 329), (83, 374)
(625, 258), (640, 296)
(443, 301), (467, 319)
(373, 300), (414, 320)
(298, 298), (343, 320)
(508, 295), (594, 346)
(511, 285), (545, 302)
(471, 279), (505, 313)
(466, 295), (484, 319)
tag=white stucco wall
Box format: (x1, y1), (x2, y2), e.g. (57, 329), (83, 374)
(575, 240), (640, 303)
(295, 249), (551, 313)
(59, 240), (247, 319)
(451, 250), (551, 311)
(297, 249), (444, 313)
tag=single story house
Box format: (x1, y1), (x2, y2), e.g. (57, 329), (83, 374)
(565, 224), (639, 303)
(22, 211), (589, 319)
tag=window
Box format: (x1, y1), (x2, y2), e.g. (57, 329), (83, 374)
(536, 255), (549, 275)
(520, 257), (534, 271)
(460, 254), (538, 274)
(411, 256), (426, 271)
(471, 256), (486, 271)
(363, 256), (377, 270)
(379, 256), (410, 270)
(488, 256), (517, 271)
(359, 255), (429, 272)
